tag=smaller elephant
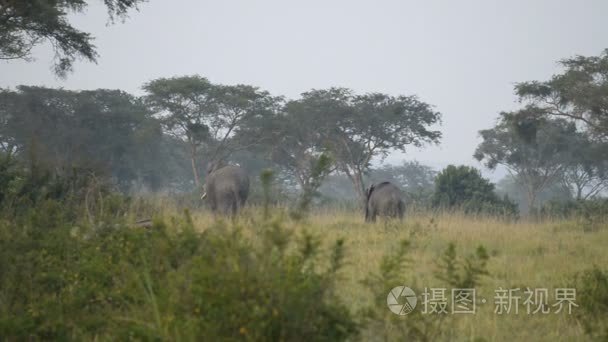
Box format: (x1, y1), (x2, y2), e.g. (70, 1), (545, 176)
(201, 165), (249, 216)
(365, 181), (405, 222)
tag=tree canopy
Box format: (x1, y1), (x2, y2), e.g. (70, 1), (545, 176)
(475, 114), (576, 210)
(144, 76), (280, 187)
(559, 130), (608, 200)
(0, 0), (145, 77)
(369, 161), (437, 193)
(514, 49), (608, 140)
(432, 165), (518, 216)
(289, 88), (441, 203)
(270, 97), (332, 193)
(0, 86), (166, 190)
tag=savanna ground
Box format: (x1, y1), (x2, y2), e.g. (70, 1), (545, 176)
(2, 194), (607, 341)
(155, 200), (607, 341)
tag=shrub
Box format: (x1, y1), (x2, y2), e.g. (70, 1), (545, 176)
(541, 198), (608, 233)
(432, 165), (518, 217)
(434, 243), (490, 289)
(360, 240), (491, 341)
(0, 202), (358, 340)
(573, 267), (608, 340)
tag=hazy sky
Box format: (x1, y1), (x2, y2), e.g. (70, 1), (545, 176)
(1, 0), (607, 179)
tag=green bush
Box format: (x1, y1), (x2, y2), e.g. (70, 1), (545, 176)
(360, 240), (491, 341)
(0, 202), (358, 340)
(541, 199), (608, 233)
(434, 243), (490, 289)
(574, 267), (608, 340)
(432, 165), (518, 217)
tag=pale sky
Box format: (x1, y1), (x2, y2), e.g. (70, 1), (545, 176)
(1, 0), (607, 180)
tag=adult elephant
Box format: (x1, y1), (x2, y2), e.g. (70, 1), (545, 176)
(364, 181), (405, 222)
(201, 165), (250, 216)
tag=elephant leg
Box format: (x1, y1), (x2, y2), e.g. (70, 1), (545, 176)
(398, 202), (405, 220)
(221, 192), (237, 217)
(217, 199), (228, 216)
(209, 196), (218, 214)
(230, 199), (237, 217)
(226, 199), (237, 217)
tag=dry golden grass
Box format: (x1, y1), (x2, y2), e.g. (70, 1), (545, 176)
(158, 205), (607, 341)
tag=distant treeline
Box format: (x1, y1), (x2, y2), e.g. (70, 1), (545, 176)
(0, 80), (442, 204)
(2, 50), (608, 215)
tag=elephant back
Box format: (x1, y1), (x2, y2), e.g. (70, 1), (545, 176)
(365, 181), (405, 221)
(369, 182), (402, 201)
(206, 165), (250, 203)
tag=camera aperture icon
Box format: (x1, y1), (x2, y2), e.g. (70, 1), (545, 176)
(387, 286), (417, 315)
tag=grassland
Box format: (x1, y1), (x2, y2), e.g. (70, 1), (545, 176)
(171, 206), (607, 341)
(2, 194), (606, 341)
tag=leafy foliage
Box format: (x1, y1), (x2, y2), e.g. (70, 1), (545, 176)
(360, 240), (440, 341)
(475, 114), (575, 211)
(361, 239), (492, 341)
(515, 49), (608, 139)
(270, 96), (335, 195)
(369, 161), (437, 208)
(284, 88), (441, 204)
(559, 135), (608, 200)
(144, 76), (281, 187)
(573, 267), (608, 340)
(0, 0), (145, 77)
(541, 198), (608, 231)
(434, 243), (490, 289)
(432, 165), (518, 217)
(496, 174), (572, 214)
(291, 153), (333, 220)
(0, 198), (358, 341)
(0, 86), (167, 191)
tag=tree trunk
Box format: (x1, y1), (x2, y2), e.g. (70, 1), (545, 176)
(351, 169), (366, 208)
(357, 173), (366, 205)
(189, 144), (200, 188)
(526, 188), (538, 216)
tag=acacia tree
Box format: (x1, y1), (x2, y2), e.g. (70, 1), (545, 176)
(560, 134), (608, 200)
(269, 97), (335, 195)
(144, 76), (278, 187)
(474, 113), (575, 211)
(514, 49), (608, 140)
(306, 88), (441, 204)
(208, 84), (281, 164)
(143, 76), (213, 187)
(0, 0), (145, 77)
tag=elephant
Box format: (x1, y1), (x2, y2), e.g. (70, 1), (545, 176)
(201, 165), (250, 216)
(364, 181), (405, 222)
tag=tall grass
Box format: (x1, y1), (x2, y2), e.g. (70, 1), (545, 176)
(163, 204), (608, 341)
(1, 193), (607, 341)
